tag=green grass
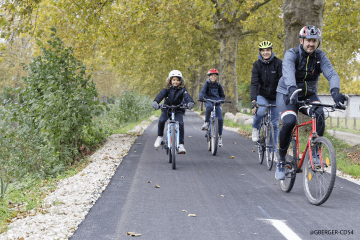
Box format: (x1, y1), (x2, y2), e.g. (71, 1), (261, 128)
(325, 118), (360, 134)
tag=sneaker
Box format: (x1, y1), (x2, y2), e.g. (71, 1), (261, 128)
(178, 144), (186, 153)
(252, 128), (259, 142)
(273, 154), (278, 163)
(218, 137), (223, 147)
(201, 122), (209, 130)
(154, 136), (163, 148)
(275, 161), (286, 180)
(312, 147), (320, 165)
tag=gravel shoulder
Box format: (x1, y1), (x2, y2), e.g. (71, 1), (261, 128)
(0, 117), (156, 240)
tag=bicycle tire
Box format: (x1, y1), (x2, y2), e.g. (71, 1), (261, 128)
(171, 125), (176, 170)
(258, 122), (266, 164)
(303, 137), (336, 205)
(266, 122), (275, 171)
(207, 131), (211, 151)
(168, 145), (172, 163)
(280, 137), (297, 192)
(211, 118), (218, 156)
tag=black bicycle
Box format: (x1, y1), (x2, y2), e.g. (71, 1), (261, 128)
(255, 104), (276, 170)
(160, 104), (188, 170)
(199, 98), (231, 156)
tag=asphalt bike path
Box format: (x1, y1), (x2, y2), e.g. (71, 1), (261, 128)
(71, 111), (360, 240)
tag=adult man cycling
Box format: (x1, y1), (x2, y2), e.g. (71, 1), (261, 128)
(275, 25), (347, 180)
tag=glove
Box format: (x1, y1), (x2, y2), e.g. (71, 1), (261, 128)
(331, 88), (346, 105)
(285, 86), (298, 105)
(152, 101), (159, 110)
(251, 101), (258, 109)
(187, 102), (194, 110)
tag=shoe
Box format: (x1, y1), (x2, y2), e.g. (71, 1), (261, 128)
(275, 161), (286, 180)
(312, 147), (320, 165)
(252, 128), (259, 142)
(201, 122), (209, 130)
(218, 137), (223, 147)
(154, 136), (163, 148)
(273, 154), (278, 163)
(178, 144), (186, 153)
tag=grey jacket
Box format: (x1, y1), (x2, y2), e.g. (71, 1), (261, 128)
(276, 45), (340, 96)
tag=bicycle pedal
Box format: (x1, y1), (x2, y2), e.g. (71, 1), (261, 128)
(296, 169), (303, 173)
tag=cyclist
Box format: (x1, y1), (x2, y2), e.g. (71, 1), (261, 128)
(250, 41), (282, 162)
(199, 69), (226, 147)
(275, 25), (347, 180)
(152, 70), (195, 153)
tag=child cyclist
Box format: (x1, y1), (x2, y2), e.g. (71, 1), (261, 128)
(199, 69), (226, 147)
(152, 70), (195, 153)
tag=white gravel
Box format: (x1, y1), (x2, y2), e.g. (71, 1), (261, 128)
(0, 117), (156, 240)
(1, 113), (359, 239)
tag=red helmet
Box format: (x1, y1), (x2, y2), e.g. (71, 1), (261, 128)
(207, 69), (219, 76)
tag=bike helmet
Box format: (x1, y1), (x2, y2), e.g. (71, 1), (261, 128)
(168, 70), (182, 79)
(207, 69), (219, 76)
(299, 25), (321, 39)
(258, 41), (273, 50)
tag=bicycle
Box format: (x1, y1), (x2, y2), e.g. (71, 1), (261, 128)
(160, 104), (188, 170)
(279, 89), (348, 205)
(199, 98), (231, 156)
(255, 103), (277, 170)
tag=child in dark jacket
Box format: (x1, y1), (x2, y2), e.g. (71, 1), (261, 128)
(198, 68), (226, 147)
(152, 70), (194, 153)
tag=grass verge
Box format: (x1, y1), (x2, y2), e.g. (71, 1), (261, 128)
(0, 113), (157, 233)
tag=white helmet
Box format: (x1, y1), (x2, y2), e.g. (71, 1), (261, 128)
(168, 70), (182, 79)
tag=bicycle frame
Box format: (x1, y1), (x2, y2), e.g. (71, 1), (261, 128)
(165, 111), (180, 153)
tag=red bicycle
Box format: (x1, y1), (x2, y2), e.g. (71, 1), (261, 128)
(279, 89), (348, 205)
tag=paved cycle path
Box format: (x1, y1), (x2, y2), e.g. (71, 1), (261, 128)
(71, 111), (360, 240)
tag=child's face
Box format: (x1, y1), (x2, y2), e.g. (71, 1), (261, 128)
(171, 77), (181, 87)
(209, 74), (218, 83)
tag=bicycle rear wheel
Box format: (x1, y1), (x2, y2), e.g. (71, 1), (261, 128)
(266, 122), (275, 171)
(303, 137), (336, 205)
(171, 125), (176, 170)
(257, 123), (266, 164)
(211, 118), (218, 156)
(280, 137), (297, 192)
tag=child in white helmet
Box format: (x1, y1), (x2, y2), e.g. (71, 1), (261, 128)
(152, 70), (195, 153)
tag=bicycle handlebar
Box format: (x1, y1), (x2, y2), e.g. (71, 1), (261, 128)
(198, 98), (231, 104)
(257, 104), (276, 108)
(290, 89), (348, 111)
(160, 104), (188, 110)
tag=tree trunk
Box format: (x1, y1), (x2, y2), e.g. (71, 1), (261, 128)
(283, 0), (324, 132)
(217, 21), (240, 113)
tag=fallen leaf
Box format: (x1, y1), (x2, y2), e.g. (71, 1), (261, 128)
(134, 151), (136, 152)
(230, 156), (235, 159)
(221, 195), (225, 197)
(189, 136), (192, 137)
(131, 233), (141, 237)
(241, 174), (245, 176)
(252, 150), (255, 152)
(188, 214), (196, 217)
(233, 142), (237, 144)
(148, 181), (152, 183)
(121, 176), (125, 178)
(126, 232), (135, 235)
(182, 210), (187, 212)
(154, 184), (161, 188)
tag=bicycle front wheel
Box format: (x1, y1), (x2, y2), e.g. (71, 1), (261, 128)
(303, 137), (336, 205)
(266, 122), (275, 171)
(207, 131), (211, 151)
(258, 123), (266, 164)
(280, 137), (297, 192)
(211, 118), (218, 156)
(171, 125), (177, 170)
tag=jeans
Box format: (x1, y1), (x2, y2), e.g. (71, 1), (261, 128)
(205, 101), (223, 136)
(276, 92), (324, 158)
(158, 111), (185, 144)
(252, 95), (279, 153)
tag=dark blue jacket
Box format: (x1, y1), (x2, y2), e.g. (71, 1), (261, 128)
(154, 86), (194, 112)
(199, 80), (225, 101)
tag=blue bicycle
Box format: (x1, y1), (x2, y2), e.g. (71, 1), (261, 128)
(160, 104), (188, 170)
(200, 98), (231, 156)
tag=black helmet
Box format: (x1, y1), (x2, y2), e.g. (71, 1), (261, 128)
(299, 25), (322, 39)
